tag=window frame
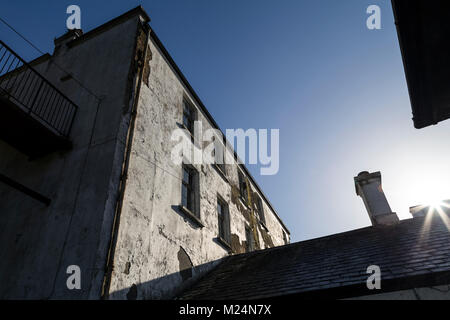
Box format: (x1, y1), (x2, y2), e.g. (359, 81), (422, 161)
(181, 165), (194, 212)
(179, 164), (203, 228)
(182, 98), (197, 143)
(255, 195), (267, 227)
(216, 195), (231, 249)
(245, 225), (255, 253)
(214, 137), (226, 175)
(238, 170), (249, 205)
(212, 136), (228, 181)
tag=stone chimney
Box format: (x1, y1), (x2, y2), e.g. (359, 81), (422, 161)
(409, 205), (429, 218)
(354, 171), (399, 226)
(53, 29), (83, 54)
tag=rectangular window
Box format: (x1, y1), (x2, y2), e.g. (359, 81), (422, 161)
(181, 164), (198, 217)
(216, 142), (226, 174)
(245, 225), (254, 253)
(183, 99), (196, 139)
(238, 171), (248, 203)
(256, 196), (266, 225)
(213, 137), (227, 177)
(217, 196), (231, 245)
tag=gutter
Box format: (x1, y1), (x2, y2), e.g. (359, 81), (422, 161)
(100, 20), (150, 299)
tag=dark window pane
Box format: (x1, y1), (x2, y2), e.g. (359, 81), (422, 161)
(188, 185), (195, 213)
(218, 216), (224, 238)
(181, 165), (198, 217)
(183, 101), (195, 134)
(183, 115), (189, 128)
(183, 101), (191, 115)
(217, 199), (229, 242)
(183, 168), (190, 184)
(239, 172), (247, 200)
(245, 227), (253, 252)
(217, 202), (222, 216)
(241, 179), (248, 202)
(182, 184), (188, 208)
(257, 197), (265, 223)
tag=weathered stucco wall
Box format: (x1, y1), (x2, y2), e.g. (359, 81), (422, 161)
(0, 14), (143, 299)
(0, 8), (289, 300)
(108, 32), (290, 300)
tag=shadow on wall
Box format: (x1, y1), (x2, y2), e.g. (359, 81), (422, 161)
(108, 255), (226, 300)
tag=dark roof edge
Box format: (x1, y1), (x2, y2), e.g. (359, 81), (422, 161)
(149, 29), (290, 235)
(28, 53), (51, 66)
(391, 0), (417, 127)
(265, 269), (450, 300)
(390, 0), (434, 129)
(67, 6), (150, 49)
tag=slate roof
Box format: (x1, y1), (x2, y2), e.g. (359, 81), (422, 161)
(179, 212), (450, 299)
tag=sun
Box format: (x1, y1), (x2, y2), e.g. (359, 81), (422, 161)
(418, 198), (450, 233)
(412, 177), (449, 213)
(428, 199), (444, 211)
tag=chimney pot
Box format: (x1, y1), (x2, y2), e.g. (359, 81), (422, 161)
(354, 171), (399, 226)
(53, 29), (83, 54)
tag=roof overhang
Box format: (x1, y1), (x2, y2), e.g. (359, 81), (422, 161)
(392, 0), (450, 129)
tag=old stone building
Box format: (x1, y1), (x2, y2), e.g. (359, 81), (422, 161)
(0, 6), (289, 299)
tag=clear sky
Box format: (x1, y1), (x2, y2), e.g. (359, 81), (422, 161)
(2, 0), (450, 242)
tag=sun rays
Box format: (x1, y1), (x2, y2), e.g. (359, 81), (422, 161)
(416, 201), (450, 240)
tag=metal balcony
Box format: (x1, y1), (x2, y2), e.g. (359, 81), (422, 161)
(0, 40), (77, 157)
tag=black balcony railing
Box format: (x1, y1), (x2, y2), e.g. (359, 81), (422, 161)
(0, 40), (77, 137)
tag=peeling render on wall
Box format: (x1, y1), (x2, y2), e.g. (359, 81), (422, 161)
(229, 183), (276, 252)
(0, 7), (289, 300)
(142, 45), (152, 87)
(231, 233), (246, 254)
(107, 27), (290, 300)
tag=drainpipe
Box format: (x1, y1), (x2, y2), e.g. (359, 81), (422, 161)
(101, 21), (150, 299)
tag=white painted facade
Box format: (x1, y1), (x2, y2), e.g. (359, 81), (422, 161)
(0, 7), (289, 299)
(108, 18), (290, 300)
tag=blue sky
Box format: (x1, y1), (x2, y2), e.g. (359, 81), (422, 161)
(2, 1), (450, 242)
